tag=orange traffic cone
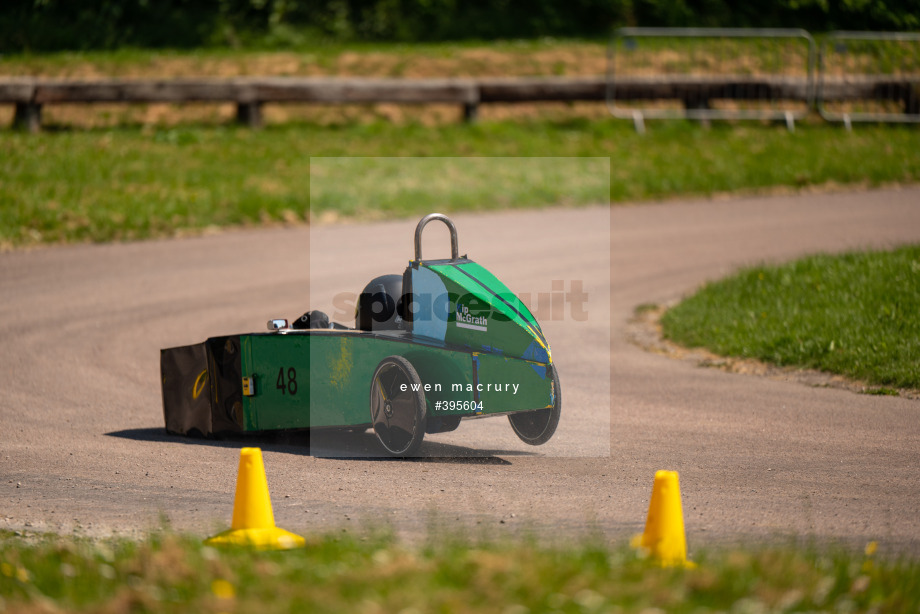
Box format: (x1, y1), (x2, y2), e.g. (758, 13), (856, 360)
(205, 447), (305, 550)
(631, 470), (694, 567)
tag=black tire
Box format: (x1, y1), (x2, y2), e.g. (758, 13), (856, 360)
(370, 356), (427, 456)
(508, 365), (561, 446)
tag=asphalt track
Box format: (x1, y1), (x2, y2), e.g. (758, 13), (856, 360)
(2, 187), (919, 554)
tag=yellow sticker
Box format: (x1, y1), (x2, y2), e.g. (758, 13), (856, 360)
(192, 369), (209, 400)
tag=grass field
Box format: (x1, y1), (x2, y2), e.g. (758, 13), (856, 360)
(661, 245), (920, 393)
(3, 120), (919, 249)
(1, 40), (609, 79)
(2, 530), (918, 613)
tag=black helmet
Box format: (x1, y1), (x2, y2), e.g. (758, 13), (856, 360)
(356, 274), (404, 331)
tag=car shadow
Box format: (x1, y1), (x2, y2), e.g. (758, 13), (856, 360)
(106, 427), (531, 465)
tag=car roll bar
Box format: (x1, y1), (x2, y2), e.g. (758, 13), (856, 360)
(414, 213), (459, 261)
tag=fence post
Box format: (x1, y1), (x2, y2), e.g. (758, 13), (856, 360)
(904, 87), (919, 115)
(236, 101), (263, 129)
(13, 102), (42, 133)
(462, 101), (479, 123)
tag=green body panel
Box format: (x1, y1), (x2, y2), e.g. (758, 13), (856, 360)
(433, 261), (544, 342)
(411, 260), (551, 365)
(475, 351), (553, 413)
(237, 329), (553, 431)
(240, 333), (312, 431)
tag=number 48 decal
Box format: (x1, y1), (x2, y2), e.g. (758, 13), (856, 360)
(276, 367), (298, 395)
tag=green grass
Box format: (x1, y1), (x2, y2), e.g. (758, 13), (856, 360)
(661, 246), (920, 391)
(0, 39), (607, 78)
(3, 120), (920, 248)
(309, 156), (610, 220)
(2, 530), (918, 613)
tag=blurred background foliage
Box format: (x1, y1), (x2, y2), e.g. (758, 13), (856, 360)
(3, 0), (919, 52)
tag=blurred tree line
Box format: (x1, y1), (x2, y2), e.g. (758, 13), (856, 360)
(3, 0), (919, 52)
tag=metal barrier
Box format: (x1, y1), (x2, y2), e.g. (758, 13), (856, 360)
(818, 31), (920, 127)
(607, 28), (816, 132)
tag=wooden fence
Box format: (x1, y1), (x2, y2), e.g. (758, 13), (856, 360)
(1, 76), (915, 132)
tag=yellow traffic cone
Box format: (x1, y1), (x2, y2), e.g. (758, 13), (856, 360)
(205, 447), (305, 550)
(631, 470), (694, 567)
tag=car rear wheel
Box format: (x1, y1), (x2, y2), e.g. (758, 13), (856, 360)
(370, 356), (427, 456)
(509, 365), (561, 446)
